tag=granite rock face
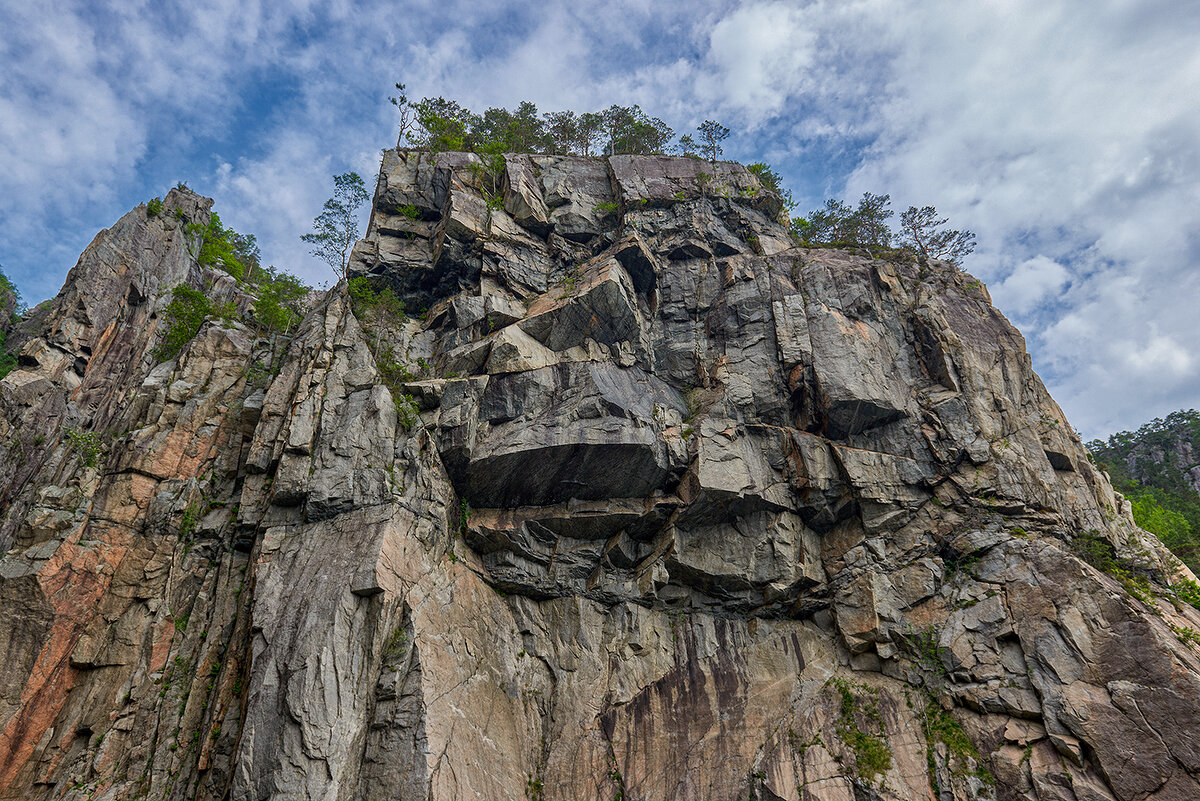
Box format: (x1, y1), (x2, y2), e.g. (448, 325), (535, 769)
(3, 157), (1200, 801)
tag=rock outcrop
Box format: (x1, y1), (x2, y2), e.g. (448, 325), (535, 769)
(3, 153), (1200, 801)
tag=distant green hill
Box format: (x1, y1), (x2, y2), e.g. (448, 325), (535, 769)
(1087, 410), (1200, 572)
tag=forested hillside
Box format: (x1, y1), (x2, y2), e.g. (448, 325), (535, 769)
(1089, 410), (1200, 572)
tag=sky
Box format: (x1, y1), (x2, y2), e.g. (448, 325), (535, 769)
(1, 0), (1197, 439)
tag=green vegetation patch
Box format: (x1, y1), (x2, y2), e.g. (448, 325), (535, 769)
(1088, 410), (1200, 573)
(347, 277), (421, 430)
(249, 267), (309, 335)
(64, 428), (109, 468)
(919, 696), (993, 795)
(829, 678), (893, 783)
(0, 331), (16, 380)
(185, 212), (259, 280)
(154, 284), (217, 361)
(1070, 530), (1157, 606)
(0, 266), (22, 379)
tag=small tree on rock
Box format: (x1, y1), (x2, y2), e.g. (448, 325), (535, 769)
(696, 120), (730, 161)
(544, 110), (579, 155)
(302, 172), (369, 280)
(576, 112), (604, 156)
(793, 192), (893, 250)
(389, 82), (415, 148)
(850, 192), (893, 249)
(899, 206), (976, 266)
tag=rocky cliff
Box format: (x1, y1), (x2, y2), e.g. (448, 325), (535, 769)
(3, 152), (1200, 801)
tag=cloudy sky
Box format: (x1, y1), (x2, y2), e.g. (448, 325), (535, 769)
(1, 0), (1197, 438)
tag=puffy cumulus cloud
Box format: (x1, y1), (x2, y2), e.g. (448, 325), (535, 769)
(696, 2), (817, 119)
(990, 256), (1070, 319)
(1117, 335), (1194, 379)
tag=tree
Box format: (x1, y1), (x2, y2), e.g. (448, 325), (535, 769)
(600, 105), (674, 155)
(544, 110), (579, 154)
(413, 97), (479, 151)
(302, 172), (369, 280)
(677, 134), (699, 158)
(899, 205), (976, 266)
(153, 284), (214, 361)
(696, 120), (730, 161)
(508, 101), (546, 152)
(792, 193), (893, 249)
(850, 192), (893, 248)
(389, 82), (415, 148)
(475, 101), (547, 153)
(793, 198), (853, 244)
(576, 112), (604, 156)
(186, 213), (253, 280)
(746, 162), (795, 212)
(250, 267), (310, 335)
(228, 231), (260, 279)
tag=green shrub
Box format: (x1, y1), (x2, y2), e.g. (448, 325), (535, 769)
(829, 678), (892, 783)
(0, 267), (20, 379)
(349, 277), (406, 335)
(467, 147), (506, 209)
(147, 197), (164, 216)
(375, 344), (415, 385)
(920, 695), (993, 794)
(154, 284), (213, 360)
(185, 213), (258, 280)
(1173, 578), (1200, 610)
(1071, 530), (1157, 605)
(746, 162), (795, 212)
(395, 392), (420, 432)
(64, 428), (108, 468)
(348, 277), (421, 425)
(0, 331), (16, 380)
(250, 267), (309, 334)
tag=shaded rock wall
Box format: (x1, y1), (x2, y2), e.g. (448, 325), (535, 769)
(2, 156), (1199, 801)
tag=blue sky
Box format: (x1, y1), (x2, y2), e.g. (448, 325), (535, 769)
(2, 0), (1198, 439)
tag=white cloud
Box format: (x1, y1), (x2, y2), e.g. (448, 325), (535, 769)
(991, 256), (1069, 318)
(1117, 334), (1195, 379)
(698, 2), (817, 120)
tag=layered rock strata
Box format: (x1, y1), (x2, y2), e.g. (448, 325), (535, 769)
(2, 153), (1200, 801)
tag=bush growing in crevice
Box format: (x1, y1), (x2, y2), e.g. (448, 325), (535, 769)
(919, 694), (994, 795)
(0, 266), (22, 379)
(185, 213), (259, 280)
(64, 427), (109, 468)
(248, 267), (309, 335)
(828, 678), (893, 784)
(0, 331), (15, 380)
(1071, 530), (1158, 607)
(154, 285), (218, 361)
(347, 277), (421, 429)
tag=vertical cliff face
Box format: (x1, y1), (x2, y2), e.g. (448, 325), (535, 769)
(2, 153), (1200, 801)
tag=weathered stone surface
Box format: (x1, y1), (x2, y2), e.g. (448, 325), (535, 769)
(1, 154), (1197, 801)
